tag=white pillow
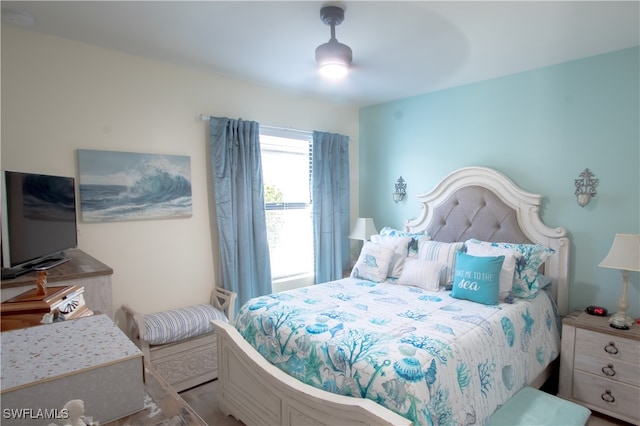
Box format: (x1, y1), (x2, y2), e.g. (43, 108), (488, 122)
(418, 240), (465, 286)
(465, 240), (522, 300)
(378, 227), (431, 258)
(370, 235), (412, 278)
(351, 241), (394, 282)
(397, 258), (446, 291)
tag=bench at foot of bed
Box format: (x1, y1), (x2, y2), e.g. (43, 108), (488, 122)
(488, 387), (591, 426)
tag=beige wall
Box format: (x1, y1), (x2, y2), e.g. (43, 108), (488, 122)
(1, 27), (359, 323)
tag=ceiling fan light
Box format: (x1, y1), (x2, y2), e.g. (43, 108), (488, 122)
(315, 5), (352, 80)
(315, 39), (352, 79)
(319, 63), (349, 79)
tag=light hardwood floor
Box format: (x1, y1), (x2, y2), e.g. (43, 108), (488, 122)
(180, 379), (632, 426)
(180, 379), (243, 426)
(587, 413), (635, 426)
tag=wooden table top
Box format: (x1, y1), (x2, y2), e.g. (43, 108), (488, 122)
(1, 249), (113, 289)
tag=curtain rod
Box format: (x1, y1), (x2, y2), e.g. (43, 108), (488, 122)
(200, 114), (352, 140)
(199, 114), (311, 135)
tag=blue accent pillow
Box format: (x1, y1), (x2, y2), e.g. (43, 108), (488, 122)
(451, 252), (504, 305)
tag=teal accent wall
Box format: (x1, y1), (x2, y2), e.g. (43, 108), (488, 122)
(359, 47), (639, 318)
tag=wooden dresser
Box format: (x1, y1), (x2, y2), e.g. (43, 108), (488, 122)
(559, 311), (640, 424)
(1, 249), (113, 318)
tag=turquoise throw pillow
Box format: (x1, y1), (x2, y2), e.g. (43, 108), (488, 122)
(466, 239), (555, 298)
(451, 252), (504, 305)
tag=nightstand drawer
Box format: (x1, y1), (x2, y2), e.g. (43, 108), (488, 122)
(575, 352), (640, 387)
(573, 371), (639, 422)
(560, 313), (640, 424)
(575, 328), (640, 364)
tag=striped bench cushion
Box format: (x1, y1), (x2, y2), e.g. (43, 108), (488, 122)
(143, 304), (228, 345)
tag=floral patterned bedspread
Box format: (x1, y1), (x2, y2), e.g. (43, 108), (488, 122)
(235, 278), (561, 426)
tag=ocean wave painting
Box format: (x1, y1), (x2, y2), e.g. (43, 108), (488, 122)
(78, 149), (192, 222)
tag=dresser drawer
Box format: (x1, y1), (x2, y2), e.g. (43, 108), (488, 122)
(573, 371), (640, 423)
(575, 328), (640, 364)
(575, 352), (640, 387)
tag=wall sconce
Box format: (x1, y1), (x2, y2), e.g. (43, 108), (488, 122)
(394, 176), (406, 203)
(574, 168), (598, 207)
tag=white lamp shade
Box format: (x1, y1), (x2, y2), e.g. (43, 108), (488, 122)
(349, 218), (378, 241)
(599, 234), (640, 271)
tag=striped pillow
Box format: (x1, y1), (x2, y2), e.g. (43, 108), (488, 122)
(143, 304), (228, 345)
(418, 240), (465, 286)
(397, 258), (446, 291)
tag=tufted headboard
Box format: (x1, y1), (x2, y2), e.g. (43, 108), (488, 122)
(404, 166), (570, 315)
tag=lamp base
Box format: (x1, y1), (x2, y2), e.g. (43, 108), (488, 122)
(609, 311), (634, 330)
(610, 323), (630, 330)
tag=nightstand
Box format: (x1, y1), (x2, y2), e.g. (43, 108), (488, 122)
(558, 311), (639, 424)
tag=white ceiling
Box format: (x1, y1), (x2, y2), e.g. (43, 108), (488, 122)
(2, 1), (639, 107)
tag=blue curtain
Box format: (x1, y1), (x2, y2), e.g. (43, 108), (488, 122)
(209, 117), (272, 310)
(312, 131), (350, 283)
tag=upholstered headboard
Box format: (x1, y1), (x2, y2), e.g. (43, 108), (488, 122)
(404, 166), (570, 315)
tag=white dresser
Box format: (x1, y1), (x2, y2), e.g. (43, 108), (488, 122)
(559, 311), (640, 424)
(1, 315), (144, 425)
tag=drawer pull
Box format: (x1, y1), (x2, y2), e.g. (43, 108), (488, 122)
(601, 390), (615, 403)
(604, 342), (619, 355)
(601, 364), (616, 377)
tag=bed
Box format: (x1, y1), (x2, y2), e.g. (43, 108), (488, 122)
(213, 166), (570, 426)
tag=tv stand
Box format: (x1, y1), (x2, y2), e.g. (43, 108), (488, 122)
(1, 255), (72, 280)
(1, 249), (114, 318)
(1, 267), (31, 280)
(30, 256), (71, 271)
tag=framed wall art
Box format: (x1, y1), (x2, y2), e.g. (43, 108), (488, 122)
(77, 149), (192, 222)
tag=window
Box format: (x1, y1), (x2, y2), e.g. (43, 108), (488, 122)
(260, 128), (314, 290)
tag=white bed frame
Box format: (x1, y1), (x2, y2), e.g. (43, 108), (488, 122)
(405, 166), (570, 316)
(213, 166), (570, 426)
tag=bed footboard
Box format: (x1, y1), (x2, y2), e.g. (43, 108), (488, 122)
(212, 320), (411, 426)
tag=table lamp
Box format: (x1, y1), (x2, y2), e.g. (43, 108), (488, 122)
(348, 218), (378, 242)
(599, 233), (640, 330)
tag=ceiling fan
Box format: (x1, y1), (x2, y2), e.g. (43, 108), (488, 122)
(315, 5), (352, 79)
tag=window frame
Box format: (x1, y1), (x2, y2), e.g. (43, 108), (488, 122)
(260, 127), (315, 292)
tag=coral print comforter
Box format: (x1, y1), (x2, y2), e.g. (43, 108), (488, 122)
(235, 278), (561, 426)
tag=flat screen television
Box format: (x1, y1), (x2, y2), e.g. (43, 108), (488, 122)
(1, 170), (78, 273)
